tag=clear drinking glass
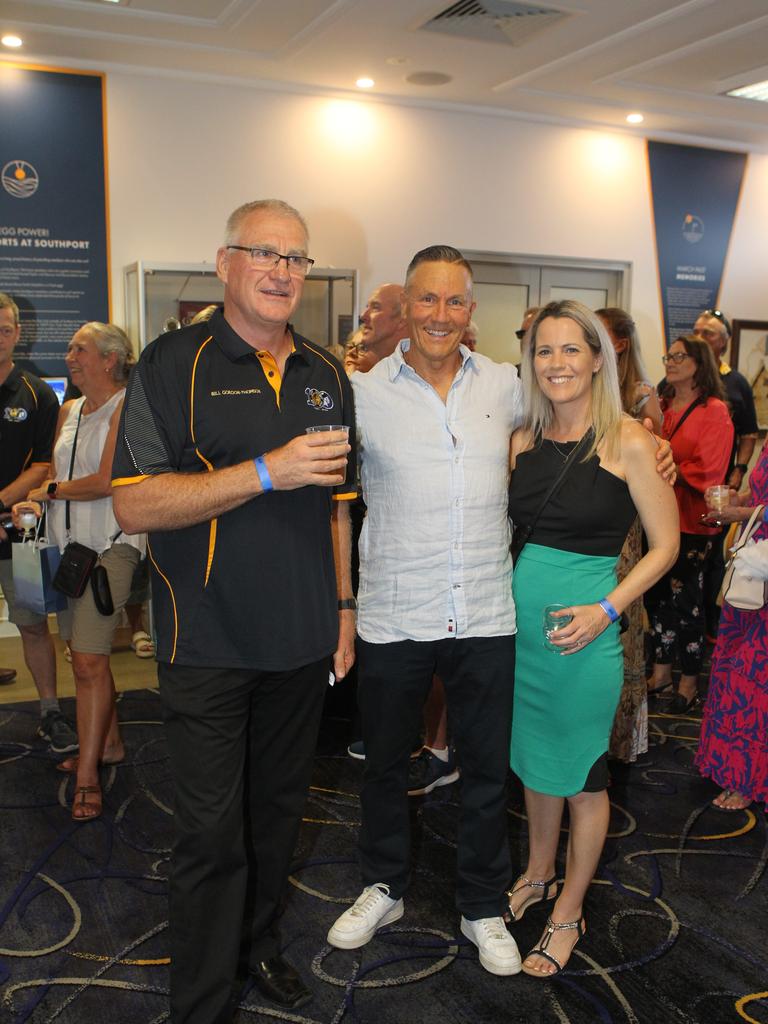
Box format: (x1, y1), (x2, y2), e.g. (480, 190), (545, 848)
(705, 485), (730, 514)
(543, 603), (573, 652)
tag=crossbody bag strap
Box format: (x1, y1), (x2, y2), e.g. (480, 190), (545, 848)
(526, 428), (593, 535)
(731, 504), (766, 553)
(64, 403), (85, 539)
(665, 395), (705, 441)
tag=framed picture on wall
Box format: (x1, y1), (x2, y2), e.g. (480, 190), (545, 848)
(731, 319), (768, 430)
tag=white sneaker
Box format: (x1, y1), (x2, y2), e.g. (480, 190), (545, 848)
(327, 883), (404, 949)
(460, 915), (522, 975)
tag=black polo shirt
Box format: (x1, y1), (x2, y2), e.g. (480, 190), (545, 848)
(112, 309), (356, 671)
(0, 366), (58, 560)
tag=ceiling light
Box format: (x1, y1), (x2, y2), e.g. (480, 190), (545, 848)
(727, 80), (768, 102)
(356, 77), (374, 89)
(626, 113), (644, 125)
(1, 35), (22, 48)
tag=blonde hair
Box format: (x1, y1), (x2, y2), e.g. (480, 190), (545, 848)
(521, 300), (623, 460)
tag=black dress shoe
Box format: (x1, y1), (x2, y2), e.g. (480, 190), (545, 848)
(250, 955), (312, 1009)
(0, 668), (16, 685)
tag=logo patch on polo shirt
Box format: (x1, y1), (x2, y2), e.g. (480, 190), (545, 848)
(305, 387), (334, 412)
(3, 406), (27, 422)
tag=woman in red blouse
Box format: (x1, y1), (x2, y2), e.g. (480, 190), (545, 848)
(646, 336), (734, 713)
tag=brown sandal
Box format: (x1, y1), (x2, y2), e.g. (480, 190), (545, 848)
(72, 785), (102, 821)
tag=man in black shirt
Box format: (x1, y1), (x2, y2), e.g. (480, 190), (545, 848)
(112, 200), (356, 1023)
(0, 292), (77, 752)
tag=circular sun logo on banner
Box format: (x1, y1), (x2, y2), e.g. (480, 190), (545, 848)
(2, 160), (40, 198)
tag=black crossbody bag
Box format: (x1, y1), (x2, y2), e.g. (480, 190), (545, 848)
(51, 404), (120, 613)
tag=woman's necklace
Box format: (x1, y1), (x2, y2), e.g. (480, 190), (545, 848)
(548, 438), (573, 460)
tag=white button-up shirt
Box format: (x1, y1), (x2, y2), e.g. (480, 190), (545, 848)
(352, 340), (524, 643)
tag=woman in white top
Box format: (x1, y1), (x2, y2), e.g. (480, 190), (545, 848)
(15, 323), (145, 821)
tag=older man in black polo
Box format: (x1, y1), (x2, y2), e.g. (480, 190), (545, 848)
(112, 200), (356, 1023)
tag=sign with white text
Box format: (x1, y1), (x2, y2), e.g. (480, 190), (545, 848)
(647, 141), (746, 350)
(0, 64), (109, 375)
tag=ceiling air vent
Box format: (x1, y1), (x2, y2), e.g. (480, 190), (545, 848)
(421, 0), (568, 46)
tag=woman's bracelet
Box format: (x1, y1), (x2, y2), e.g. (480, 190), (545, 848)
(598, 597), (620, 623)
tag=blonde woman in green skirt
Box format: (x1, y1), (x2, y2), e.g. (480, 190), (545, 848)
(506, 300), (679, 976)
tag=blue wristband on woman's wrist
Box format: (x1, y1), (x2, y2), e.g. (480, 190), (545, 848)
(598, 598), (620, 623)
(254, 455), (273, 493)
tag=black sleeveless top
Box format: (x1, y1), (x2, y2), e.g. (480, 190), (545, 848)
(509, 439), (637, 557)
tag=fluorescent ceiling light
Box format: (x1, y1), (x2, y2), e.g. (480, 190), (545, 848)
(356, 77), (374, 89)
(1, 34), (22, 48)
(626, 112), (644, 124)
(727, 80), (768, 102)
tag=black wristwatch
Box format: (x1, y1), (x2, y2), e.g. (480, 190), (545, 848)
(46, 481), (59, 498)
(338, 598), (357, 611)
(734, 463), (749, 474)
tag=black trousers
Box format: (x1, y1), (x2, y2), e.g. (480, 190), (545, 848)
(158, 658), (328, 1024)
(357, 634), (516, 920)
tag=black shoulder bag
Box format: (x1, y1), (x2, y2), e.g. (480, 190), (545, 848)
(510, 430), (592, 565)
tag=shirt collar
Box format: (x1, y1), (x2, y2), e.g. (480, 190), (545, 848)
(388, 338), (476, 382)
(210, 308), (305, 364)
(0, 364), (22, 395)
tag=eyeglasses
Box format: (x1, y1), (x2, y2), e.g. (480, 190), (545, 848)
(701, 308), (732, 336)
(226, 246), (314, 276)
(0, 325), (17, 338)
(661, 352), (691, 365)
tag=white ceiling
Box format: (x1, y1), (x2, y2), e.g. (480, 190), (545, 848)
(3, 0), (768, 150)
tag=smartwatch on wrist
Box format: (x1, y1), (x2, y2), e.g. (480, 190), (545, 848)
(46, 481), (59, 498)
(338, 598), (357, 611)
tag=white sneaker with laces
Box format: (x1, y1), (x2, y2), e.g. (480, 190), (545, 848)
(460, 915), (522, 975)
(327, 883), (404, 949)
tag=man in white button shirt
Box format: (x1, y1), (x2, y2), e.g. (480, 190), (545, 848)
(328, 245), (524, 976)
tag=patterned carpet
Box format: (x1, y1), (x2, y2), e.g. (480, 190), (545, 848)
(0, 687), (766, 1024)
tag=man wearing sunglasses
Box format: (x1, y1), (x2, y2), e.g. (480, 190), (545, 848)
(113, 200), (357, 1022)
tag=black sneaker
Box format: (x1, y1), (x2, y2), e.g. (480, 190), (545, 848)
(407, 748), (459, 796)
(37, 710), (79, 753)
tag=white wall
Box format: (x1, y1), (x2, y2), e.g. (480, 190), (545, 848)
(105, 71), (767, 382)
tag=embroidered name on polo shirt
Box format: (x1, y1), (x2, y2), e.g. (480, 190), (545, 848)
(305, 387), (333, 411)
(3, 406), (27, 421)
(209, 388), (262, 397)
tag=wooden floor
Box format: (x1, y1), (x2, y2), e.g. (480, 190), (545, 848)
(0, 625), (158, 704)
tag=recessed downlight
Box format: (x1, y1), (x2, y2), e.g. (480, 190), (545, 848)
(356, 77), (375, 89)
(626, 112), (644, 124)
(1, 34), (22, 48)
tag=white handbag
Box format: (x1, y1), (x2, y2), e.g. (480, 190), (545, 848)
(720, 504), (767, 611)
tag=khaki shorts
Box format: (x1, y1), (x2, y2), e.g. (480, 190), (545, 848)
(0, 556), (48, 628)
(57, 543), (141, 656)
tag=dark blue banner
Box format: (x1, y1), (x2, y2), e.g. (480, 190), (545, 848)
(647, 141), (746, 349)
(0, 63), (108, 376)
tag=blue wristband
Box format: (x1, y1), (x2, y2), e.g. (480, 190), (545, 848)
(598, 598), (620, 623)
(254, 455), (273, 493)
(763, 507), (768, 523)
